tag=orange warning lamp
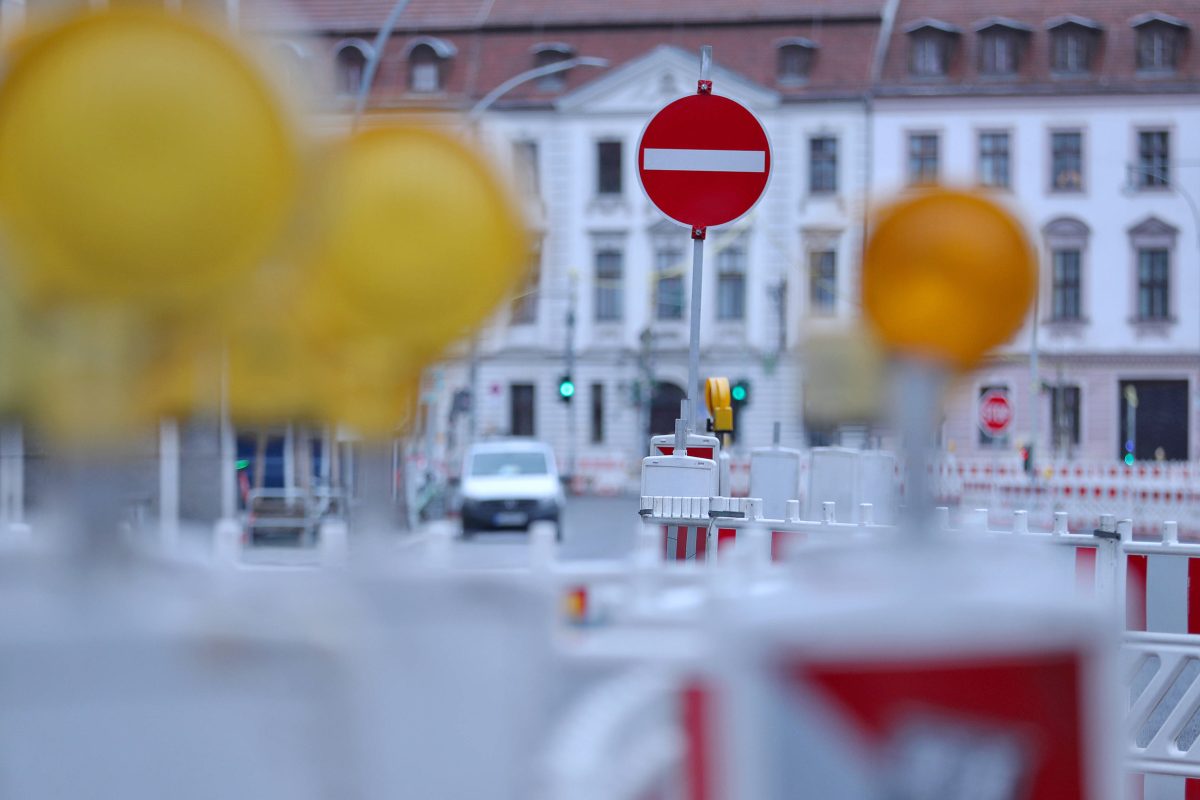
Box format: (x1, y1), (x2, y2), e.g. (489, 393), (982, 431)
(861, 190), (1036, 371)
(705, 376), (733, 433)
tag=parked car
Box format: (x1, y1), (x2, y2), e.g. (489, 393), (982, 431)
(459, 439), (564, 538)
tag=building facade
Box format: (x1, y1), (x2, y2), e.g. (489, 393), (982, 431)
(871, 1), (1200, 465)
(245, 0), (1200, 489)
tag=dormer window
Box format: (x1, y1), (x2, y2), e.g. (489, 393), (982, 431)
(1047, 16), (1102, 75)
(776, 38), (818, 84)
(905, 19), (960, 77)
(974, 18), (1031, 76)
(333, 40), (372, 96)
(1132, 14), (1189, 73)
(404, 37), (455, 93)
(531, 43), (575, 91)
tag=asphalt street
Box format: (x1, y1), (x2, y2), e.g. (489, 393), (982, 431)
(239, 494), (640, 569)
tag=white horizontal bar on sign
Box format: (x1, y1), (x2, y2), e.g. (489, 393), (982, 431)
(643, 148), (766, 173)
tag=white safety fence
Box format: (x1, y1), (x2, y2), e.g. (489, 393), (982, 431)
(9, 500), (1200, 799)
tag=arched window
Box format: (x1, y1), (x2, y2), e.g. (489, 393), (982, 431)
(272, 41), (308, 91)
(404, 37), (456, 93)
(531, 42), (575, 91)
(776, 38), (817, 84)
(334, 40), (372, 96)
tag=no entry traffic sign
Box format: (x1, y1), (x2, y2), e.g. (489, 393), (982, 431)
(637, 93), (771, 229)
(979, 389), (1013, 438)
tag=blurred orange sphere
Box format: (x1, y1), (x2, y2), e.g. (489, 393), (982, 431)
(861, 190), (1036, 370)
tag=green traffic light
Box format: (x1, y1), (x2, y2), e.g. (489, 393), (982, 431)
(235, 459), (250, 470)
(731, 384), (747, 402)
(1124, 453), (1135, 466)
(559, 381), (575, 398)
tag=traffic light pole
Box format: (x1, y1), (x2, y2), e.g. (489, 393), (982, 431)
(565, 273), (577, 483)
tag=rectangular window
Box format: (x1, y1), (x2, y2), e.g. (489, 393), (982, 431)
(597, 140), (622, 195)
(1138, 27), (1179, 72)
(512, 140), (539, 197)
(510, 383), (535, 437)
(1052, 29), (1090, 73)
(978, 132), (1010, 189)
(716, 245), (746, 321)
(809, 250), (836, 313)
(1050, 385), (1081, 449)
(510, 240), (541, 325)
(1138, 130), (1170, 189)
(908, 133), (939, 185)
(1050, 249), (1081, 321)
(1051, 131), (1083, 191)
(910, 36), (945, 76)
(594, 248), (623, 321)
(978, 385), (1010, 447)
(980, 32), (1017, 75)
(1137, 248), (1170, 321)
(809, 136), (838, 194)
(590, 382), (604, 444)
(654, 247), (684, 320)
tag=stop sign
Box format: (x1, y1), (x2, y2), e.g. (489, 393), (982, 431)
(978, 390), (1013, 438)
(637, 93), (771, 229)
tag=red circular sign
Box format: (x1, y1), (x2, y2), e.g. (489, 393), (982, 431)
(978, 391), (1013, 437)
(637, 93), (771, 229)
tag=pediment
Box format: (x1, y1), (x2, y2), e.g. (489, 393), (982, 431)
(557, 45), (779, 115)
(1129, 215), (1179, 240)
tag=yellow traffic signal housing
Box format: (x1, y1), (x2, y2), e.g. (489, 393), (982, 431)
(705, 376), (733, 433)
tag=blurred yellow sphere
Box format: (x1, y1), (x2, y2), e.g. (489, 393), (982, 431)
(304, 126), (529, 357)
(0, 9), (297, 309)
(861, 190), (1035, 370)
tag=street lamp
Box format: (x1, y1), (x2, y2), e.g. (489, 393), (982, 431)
(461, 56), (608, 445)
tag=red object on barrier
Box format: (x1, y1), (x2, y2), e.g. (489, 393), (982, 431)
(1075, 547), (1097, 595)
(794, 651), (1087, 798)
(682, 679), (713, 800)
(1127, 555), (1148, 631)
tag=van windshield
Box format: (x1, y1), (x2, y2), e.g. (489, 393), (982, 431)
(471, 451), (548, 477)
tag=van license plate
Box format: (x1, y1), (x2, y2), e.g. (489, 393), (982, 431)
(494, 512), (527, 526)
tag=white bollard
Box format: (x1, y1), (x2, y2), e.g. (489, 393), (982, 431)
(859, 502), (874, 526)
(212, 517), (242, 565)
(1052, 511), (1069, 537)
(1012, 509), (1028, 535)
(971, 507), (990, 533)
(1117, 518), (1133, 543)
(318, 518), (349, 567)
(529, 520), (558, 572)
(423, 520), (457, 569)
(821, 501), (836, 524)
(934, 506), (950, 532)
(1164, 520), (1180, 545)
(785, 499), (801, 523)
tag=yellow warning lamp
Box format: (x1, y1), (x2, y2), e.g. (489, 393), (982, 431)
(705, 376), (733, 433)
(301, 126), (530, 360)
(0, 9), (298, 311)
(861, 189), (1035, 371)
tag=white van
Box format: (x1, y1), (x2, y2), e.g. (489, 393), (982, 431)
(459, 439), (564, 538)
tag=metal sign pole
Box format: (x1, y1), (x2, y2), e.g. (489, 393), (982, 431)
(682, 45), (713, 435)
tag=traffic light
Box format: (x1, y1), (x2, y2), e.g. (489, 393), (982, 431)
(558, 374), (575, 402)
(1020, 444), (1033, 475)
(731, 379), (750, 406)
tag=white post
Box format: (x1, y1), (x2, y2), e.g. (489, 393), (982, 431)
(0, 424), (22, 528)
(159, 419), (180, 548)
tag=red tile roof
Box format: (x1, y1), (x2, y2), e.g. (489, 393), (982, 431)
(242, 0), (883, 32)
(878, 0), (1200, 93)
(247, 1), (886, 104)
